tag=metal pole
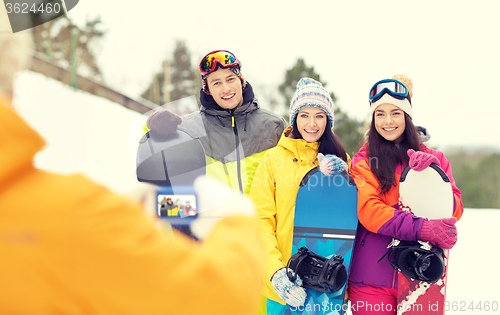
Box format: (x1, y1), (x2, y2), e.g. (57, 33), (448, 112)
(60, 0), (68, 14)
(60, 0), (77, 89)
(70, 25), (78, 89)
(163, 60), (171, 104)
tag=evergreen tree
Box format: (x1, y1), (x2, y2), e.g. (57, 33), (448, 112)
(32, 15), (105, 82)
(170, 40), (196, 102)
(278, 58), (322, 121)
(476, 154), (500, 208)
(141, 71), (164, 107)
(278, 58), (363, 156)
(446, 149), (500, 209)
(333, 107), (365, 157)
(141, 40), (199, 114)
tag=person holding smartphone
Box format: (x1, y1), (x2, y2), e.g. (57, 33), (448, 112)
(0, 13), (265, 315)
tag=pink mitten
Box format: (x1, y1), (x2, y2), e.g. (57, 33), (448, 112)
(420, 217), (458, 249)
(146, 109), (182, 135)
(407, 149), (440, 171)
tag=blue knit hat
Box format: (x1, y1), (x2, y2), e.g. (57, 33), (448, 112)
(289, 78), (335, 128)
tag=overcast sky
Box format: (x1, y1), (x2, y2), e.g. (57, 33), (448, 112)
(65, 0), (500, 150)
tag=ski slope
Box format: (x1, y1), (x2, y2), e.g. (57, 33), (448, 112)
(14, 70), (146, 195)
(13, 71), (500, 314)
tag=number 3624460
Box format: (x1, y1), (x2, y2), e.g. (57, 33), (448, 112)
(5, 2), (62, 14)
(445, 301), (498, 312)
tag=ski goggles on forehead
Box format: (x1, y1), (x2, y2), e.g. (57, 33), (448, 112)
(199, 50), (239, 75)
(369, 79), (409, 103)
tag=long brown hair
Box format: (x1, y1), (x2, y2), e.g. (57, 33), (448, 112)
(367, 113), (420, 194)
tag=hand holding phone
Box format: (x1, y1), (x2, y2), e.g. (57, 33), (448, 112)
(190, 176), (255, 240)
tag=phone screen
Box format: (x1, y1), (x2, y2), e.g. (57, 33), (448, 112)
(156, 185), (198, 227)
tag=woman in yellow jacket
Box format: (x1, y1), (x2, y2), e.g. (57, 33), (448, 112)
(249, 78), (349, 311)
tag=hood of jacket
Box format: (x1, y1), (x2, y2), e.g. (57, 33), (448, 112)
(198, 82), (259, 128)
(200, 98), (260, 128)
(0, 95), (45, 185)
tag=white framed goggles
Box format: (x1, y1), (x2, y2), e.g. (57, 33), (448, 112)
(369, 79), (409, 103)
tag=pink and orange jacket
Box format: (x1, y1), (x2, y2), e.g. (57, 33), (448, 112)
(349, 143), (463, 288)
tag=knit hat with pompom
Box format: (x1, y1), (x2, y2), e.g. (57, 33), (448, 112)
(370, 74), (414, 119)
(289, 78), (335, 128)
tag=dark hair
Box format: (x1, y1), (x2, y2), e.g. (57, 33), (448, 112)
(367, 113), (420, 194)
(292, 120), (348, 162)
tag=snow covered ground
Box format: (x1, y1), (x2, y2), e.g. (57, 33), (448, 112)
(446, 209), (499, 314)
(14, 71), (146, 195)
(13, 71), (500, 314)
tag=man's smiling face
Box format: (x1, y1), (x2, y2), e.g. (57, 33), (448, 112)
(206, 68), (244, 110)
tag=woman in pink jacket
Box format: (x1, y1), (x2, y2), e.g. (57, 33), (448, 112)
(348, 75), (464, 314)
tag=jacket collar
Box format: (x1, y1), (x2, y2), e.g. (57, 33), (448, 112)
(351, 142), (368, 166)
(277, 126), (319, 161)
(201, 98), (259, 119)
(0, 95), (45, 185)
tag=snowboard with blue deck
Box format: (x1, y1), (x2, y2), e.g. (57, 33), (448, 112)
(267, 167), (358, 315)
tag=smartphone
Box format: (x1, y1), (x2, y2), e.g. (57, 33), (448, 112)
(156, 185), (198, 237)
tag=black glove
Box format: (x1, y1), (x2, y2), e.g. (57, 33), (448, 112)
(146, 109), (182, 135)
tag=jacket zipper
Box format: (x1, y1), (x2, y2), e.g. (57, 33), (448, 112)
(231, 109), (243, 192)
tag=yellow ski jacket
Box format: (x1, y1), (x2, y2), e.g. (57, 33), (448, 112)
(249, 126), (320, 304)
(0, 96), (265, 315)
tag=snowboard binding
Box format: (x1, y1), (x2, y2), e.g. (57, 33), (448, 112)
(380, 239), (445, 283)
(286, 246), (347, 294)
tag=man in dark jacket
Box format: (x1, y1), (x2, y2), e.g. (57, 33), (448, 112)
(145, 50), (287, 194)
